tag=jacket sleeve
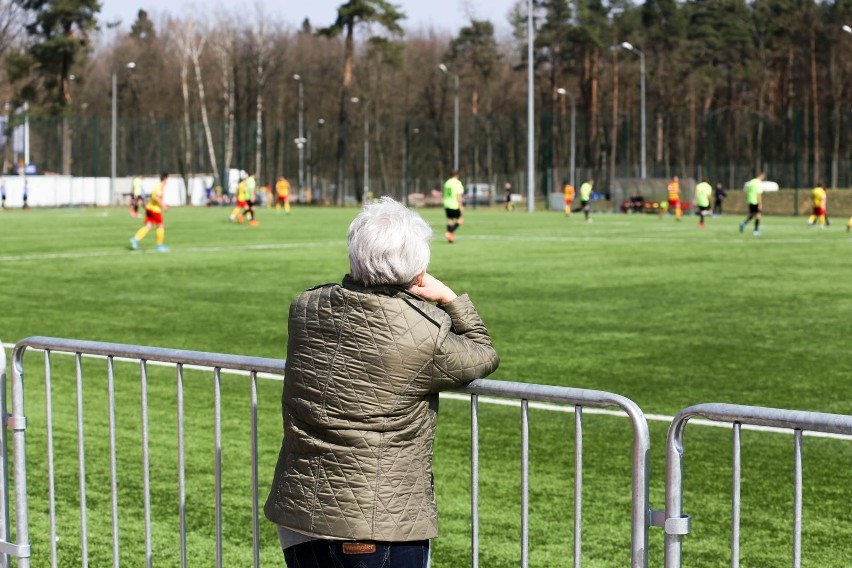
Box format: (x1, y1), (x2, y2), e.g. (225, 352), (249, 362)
(429, 293), (500, 392)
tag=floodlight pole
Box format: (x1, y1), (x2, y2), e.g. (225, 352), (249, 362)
(438, 64), (460, 171)
(618, 42), (646, 179)
(527, 0), (535, 212)
(363, 100), (369, 199)
(294, 74), (305, 190)
(110, 62), (135, 199)
(557, 88), (576, 189)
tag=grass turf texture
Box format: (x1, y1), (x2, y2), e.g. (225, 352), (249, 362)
(1, 205), (851, 567)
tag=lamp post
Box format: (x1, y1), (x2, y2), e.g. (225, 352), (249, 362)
(438, 63), (460, 171)
(349, 97), (369, 202)
(293, 74), (306, 190)
(307, 118), (324, 199)
(111, 61), (136, 197)
(526, 0), (535, 212)
(403, 122), (421, 206)
(616, 41), (645, 179)
(556, 88), (576, 189)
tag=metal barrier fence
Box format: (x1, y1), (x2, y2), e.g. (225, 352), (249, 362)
(3, 338), (851, 568)
(664, 403), (852, 568)
(0, 336), (653, 568)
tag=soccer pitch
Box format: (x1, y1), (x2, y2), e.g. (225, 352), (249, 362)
(1, 205), (851, 567)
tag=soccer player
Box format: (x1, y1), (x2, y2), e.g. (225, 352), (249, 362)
(739, 172), (765, 236)
(230, 173), (259, 226)
(713, 182), (727, 216)
(694, 177), (713, 228)
(667, 176), (682, 221)
(275, 176), (290, 214)
(129, 174), (144, 218)
(563, 181), (575, 216)
(230, 173), (248, 224)
(130, 172), (169, 252)
(443, 170), (464, 243)
(245, 172), (259, 225)
(1, 179), (5, 208)
(807, 181), (827, 229)
(504, 181), (514, 211)
(574, 177), (594, 222)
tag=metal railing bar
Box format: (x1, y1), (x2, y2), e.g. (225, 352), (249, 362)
(140, 360), (152, 568)
(74, 353), (89, 567)
(250, 371), (260, 568)
(177, 364), (187, 568)
(471, 394), (479, 568)
(44, 351), (57, 568)
(793, 429), (802, 568)
(521, 399), (529, 568)
(574, 406), (582, 568)
(731, 422), (741, 568)
(10, 344), (32, 567)
(15, 337), (284, 376)
(214, 368), (223, 568)
(0, 344), (8, 568)
(672, 403), (852, 437)
(107, 356), (120, 568)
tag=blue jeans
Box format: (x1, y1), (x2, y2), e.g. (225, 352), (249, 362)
(284, 539), (429, 568)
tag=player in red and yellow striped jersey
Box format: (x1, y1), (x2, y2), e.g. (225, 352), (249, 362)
(275, 176), (290, 214)
(130, 173), (169, 252)
(808, 182), (827, 228)
(667, 176), (682, 221)
(563, 182), (575, 216)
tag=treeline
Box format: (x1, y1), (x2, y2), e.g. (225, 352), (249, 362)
(3, 0), (852, 203)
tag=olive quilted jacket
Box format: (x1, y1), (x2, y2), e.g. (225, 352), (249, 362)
(264, 275), (500, 541)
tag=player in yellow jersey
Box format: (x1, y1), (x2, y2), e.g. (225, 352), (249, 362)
(574, 178), (594, 222)
(694, 178), (713, 228)
(276, 176), (291, 213)
(667, 176), (682, 221)
(808, 181), (827, 229)
(130, 172), (169, 252)
(443, 170), (464, 243)
(563, 181), (575, 216)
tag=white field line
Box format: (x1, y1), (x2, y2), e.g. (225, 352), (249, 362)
(1, 231), (829, 263)
(4, 344), (851, 441)
(0, 240), (346, 262)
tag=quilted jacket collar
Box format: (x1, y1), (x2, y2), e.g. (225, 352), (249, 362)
(342, 274), (412, 299)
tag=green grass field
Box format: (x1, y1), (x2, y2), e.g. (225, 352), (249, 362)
(1, 204), (851, 567)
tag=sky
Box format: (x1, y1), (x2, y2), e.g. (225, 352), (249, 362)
(99, 0), (520, 35)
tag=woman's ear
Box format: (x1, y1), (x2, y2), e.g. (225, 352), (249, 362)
(413, 271), (426, 287)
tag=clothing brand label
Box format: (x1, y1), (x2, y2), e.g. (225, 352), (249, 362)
(342, 542), (376, 554)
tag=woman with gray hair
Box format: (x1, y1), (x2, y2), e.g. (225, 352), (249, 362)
(265, 197), (500, 568)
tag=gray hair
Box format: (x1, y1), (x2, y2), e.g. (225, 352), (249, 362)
(348, 197), (433, 286)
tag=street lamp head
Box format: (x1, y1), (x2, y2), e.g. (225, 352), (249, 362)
(317, 118), (325, 126)
(557, 87), (567, 95)
(293, 73), (301, 81)
(126, 61), (136, 69)
(438, 63), (448, 73)
(350, 96), (359, 103)
(843, 24), (852, 34)
(621, 41), (634, 51)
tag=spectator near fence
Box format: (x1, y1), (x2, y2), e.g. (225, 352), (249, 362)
(264, 197), (499, 568)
